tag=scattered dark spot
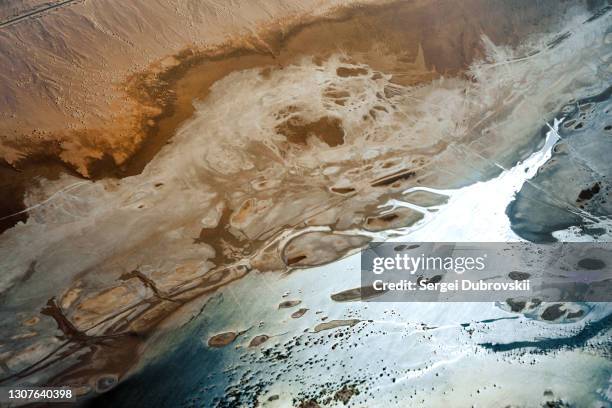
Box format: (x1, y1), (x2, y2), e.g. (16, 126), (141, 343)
(331, 286), (388, 302)
(577, 258), (605, 270)
(541, 304), (566, 321)
(248, 335), (270, 347)
(506, 298), (526, 312)
(208, 332), (238, 348)
(566, 310), (584, 319)
(508, 271), (531, 281)
(425, 275), (443, 284)
(542, 398), (571, 407)
(336, 67), (368, 77)
(416, 275), (443, 286)
(577, 182), (600, 201)
(333, 385), (359, 405)
(278, 300), (301, 309)
(291, 308), (309, 318)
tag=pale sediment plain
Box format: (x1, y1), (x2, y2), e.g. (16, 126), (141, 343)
(0, 0), (611, 406)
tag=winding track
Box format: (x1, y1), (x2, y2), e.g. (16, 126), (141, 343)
(0, 0), (83, 29)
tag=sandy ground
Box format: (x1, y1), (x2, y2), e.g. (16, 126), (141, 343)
(0, 0), (388, 175)
(0, 0), (588, 232)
